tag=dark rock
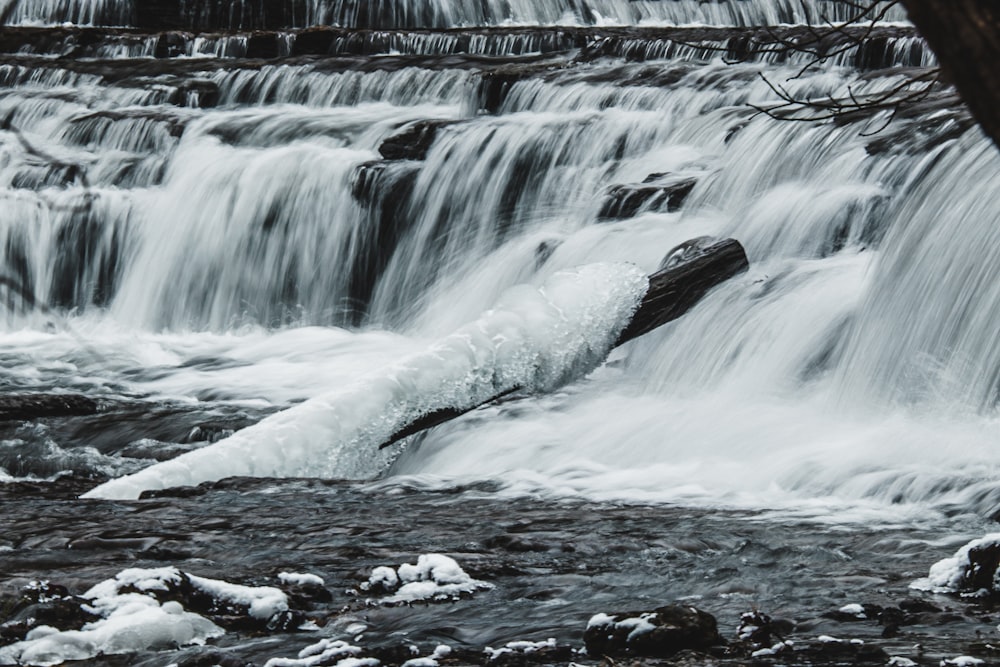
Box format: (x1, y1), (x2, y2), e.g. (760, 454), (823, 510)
(0, 393), (102, 422)
(825, 603), (883, 622)
(0, 582), (99, 644)
(175, 648), (253, 667)
(377, 119), (458, 161)
(154, 31), (191, 58)
(899, 598), (942, 614)
(597, 176), (697, 220)
(583, 604), (725, 658)
(246, 31), (281, 59)
(800, 638), (889, 664)
(290, 27), (335, 56)
(962, 541), (1000, 593)
(483, 534), (551, 553)
(736, 610), (785, 648)
(534, 239), (559, 268)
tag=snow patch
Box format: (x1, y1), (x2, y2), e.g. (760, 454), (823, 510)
(279, 572), (326, 587)
(941, 657), (985, 667)
(839, 603), (866, 618)
(264, 639), (373, 667)
(485, 638), (556, 661)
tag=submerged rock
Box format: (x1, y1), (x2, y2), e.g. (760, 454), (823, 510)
(597, 176), (697, 220)
(583, 605), (724, 658)
(378, 120), (459, 161)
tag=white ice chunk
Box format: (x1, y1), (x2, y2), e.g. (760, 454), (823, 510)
(942, 657), (985, 667)
(838, 603), (866, 617)
(278, 572), (326, 587)
(385, 554), (492, 603)
(263, 639), (372, 667)
(83, 263), (648, 499)
(187, 573), (288, 619)
(485, 638), (555, 660)
(361, 566), (400, 592)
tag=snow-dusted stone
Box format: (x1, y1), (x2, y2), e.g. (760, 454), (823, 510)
(583, 605), (724, 658)
(912, 534), (1000, 596)
(359, 554), (493, 604)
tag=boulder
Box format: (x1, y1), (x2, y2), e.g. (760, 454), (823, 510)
(583, 605), (725, 658)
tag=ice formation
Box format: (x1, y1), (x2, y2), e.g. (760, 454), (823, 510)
(83, 263), (647, 500)
(0, 567), (295, 666)
(360, 553), (492, 603)
(279, 572), (326, 587)
(263, 639), (372, 667)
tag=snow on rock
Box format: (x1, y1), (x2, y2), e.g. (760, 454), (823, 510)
(360, 554), (492, 604)
(751, 640), (794, 658)
(583, 605), (723, 658)
(83, 263), (648, 500)
(279, 572), (326, 587)
(911, 534), (1000, 595)
(839, 603), (867, 618)
(264, 639), (375, 667)
(0, 570), (223, 667)
(888, 657), (918, 667)
(0, 567), (299, 666)
(401, 644), (452, 667)
(941, 657), (985, 667)
(485, 638), (556, 661)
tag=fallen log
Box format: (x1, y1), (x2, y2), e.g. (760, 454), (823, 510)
(380, 236), (748, 449)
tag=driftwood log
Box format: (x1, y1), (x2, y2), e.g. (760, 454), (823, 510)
(381, 237), (748, 449)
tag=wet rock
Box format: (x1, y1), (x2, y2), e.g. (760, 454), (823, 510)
(378, 119), (459, 161)
(483, 534), (551, 553)
(583, 605), (725, 658)
(0, 581), (98, 646)
(799, 637), (889, 664)
(478, 62), (561, 114)
(290, 27), (336, 56)
(825, 602), (883, 622)
(485, 638), (575, 665)
(736, 610), (792, 649)
(154, 31), (191, 58)
(0, 393), (102, 422)
(597, 176), (697, 220)
(246, 31), (281, 59)
(175, 649), (253, 667)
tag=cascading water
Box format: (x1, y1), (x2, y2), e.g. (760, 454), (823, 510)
(0, 0), (998, 523)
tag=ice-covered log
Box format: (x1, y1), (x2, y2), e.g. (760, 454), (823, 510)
(82, 241), (746, 501)
(380, 237), (748, 449)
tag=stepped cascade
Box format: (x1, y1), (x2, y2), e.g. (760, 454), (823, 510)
(0, 0), (997, 519)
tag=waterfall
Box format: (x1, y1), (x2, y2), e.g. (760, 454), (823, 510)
(1, 0), (998, 517)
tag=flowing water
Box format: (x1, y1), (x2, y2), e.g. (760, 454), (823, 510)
(1, 0), (1000, 664)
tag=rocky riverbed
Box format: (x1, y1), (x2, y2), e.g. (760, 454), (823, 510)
(3, 474), (1000, 667)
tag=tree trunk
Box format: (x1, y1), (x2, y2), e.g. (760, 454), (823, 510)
(901, 0), (1000, 149)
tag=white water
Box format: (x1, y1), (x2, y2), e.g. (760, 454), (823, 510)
(1, 0), (907, 28)
(1, 1), (999, 521)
